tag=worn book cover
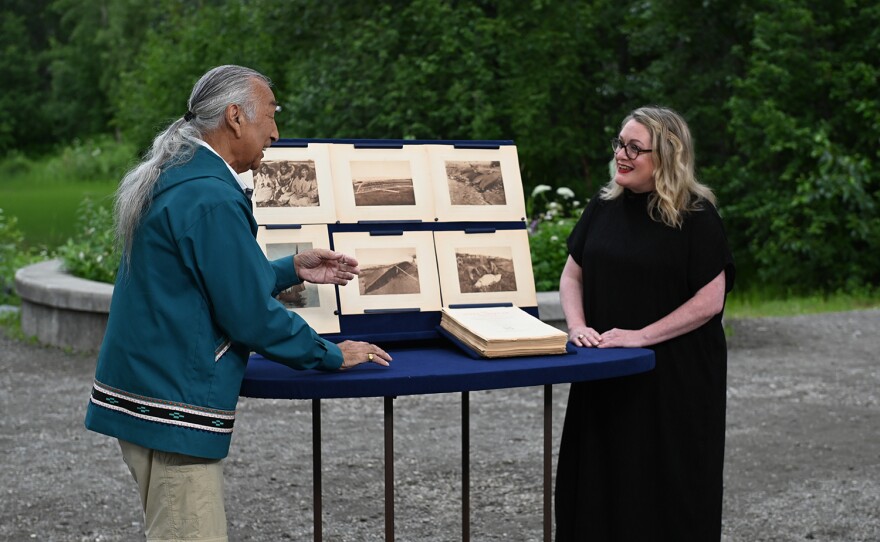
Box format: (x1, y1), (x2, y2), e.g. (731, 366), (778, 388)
(439, 306), (568, 358)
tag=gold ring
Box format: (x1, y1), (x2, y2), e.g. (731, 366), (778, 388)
(368, 353), (374, 361)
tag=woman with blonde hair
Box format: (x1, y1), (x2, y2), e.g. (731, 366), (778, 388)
(555, 106), (735, 540)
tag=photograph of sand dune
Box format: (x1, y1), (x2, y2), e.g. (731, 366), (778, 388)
(333, 231), (441, 314)
(357, 247), (422, 296)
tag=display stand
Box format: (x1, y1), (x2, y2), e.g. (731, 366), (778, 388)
(250, 138), (536, 344)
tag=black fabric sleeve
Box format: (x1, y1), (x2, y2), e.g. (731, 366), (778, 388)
(686, 203), (736, 295)
(566, 196), (600, 267)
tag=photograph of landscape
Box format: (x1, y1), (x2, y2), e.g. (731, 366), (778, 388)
(350, 160), (416, 207)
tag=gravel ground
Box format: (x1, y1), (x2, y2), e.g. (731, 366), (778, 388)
(1, 309), (878, 541)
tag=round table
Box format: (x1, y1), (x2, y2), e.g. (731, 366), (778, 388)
(241, 342), (655, 541)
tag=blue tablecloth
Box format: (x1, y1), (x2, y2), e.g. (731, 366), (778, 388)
(240, 342), (655, 400)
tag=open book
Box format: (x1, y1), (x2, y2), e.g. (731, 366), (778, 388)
(439, 306), (569, 358)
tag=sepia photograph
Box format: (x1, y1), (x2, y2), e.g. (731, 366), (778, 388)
(433, 229), (537, 308)
(427, 145), (527, 222)
(350, 160), (416, 207)
(454, 245), (516, 294)
(264, 240), (321, 309)
(254, 160), (320, 208)
(356, 247), (421, 296)
(445, 160), (506, 206)
(332, 231), (441, 314)
(330, 144), (435, 222)
(255, 225), (340, 333)
(251, 144), (338, 225)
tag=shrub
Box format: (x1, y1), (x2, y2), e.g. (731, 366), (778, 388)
(56, 199), (119, 284)
(0, 209), (46, 305)
(528, 185), (585, 292)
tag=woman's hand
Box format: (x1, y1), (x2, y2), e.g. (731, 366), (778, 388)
(294, 249), (360, 285)
(568, 325), (603, 347)
(595, 270), (728, 349)
(596, 328), (643, 348)
(337, 340), (392, 369)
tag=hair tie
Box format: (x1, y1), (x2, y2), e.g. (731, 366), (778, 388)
(184, 111), (196, 122)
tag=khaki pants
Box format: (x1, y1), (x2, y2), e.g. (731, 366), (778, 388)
(119, 440), (228, 542)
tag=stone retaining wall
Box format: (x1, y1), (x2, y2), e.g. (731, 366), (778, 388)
(15, 259), (112, 352)
(14, 259), (565, 352)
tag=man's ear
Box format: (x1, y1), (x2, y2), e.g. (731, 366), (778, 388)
(225, 103), (243, 137)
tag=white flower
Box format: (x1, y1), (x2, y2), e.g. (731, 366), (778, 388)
(573, 200), (581, 207)
(550, 235), (558, 242)
(556, 187), (575, 199)
(531, 184), (552, 197)
(547, 201), (561, 209)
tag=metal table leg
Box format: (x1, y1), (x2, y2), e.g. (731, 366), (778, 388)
(544, 384), (552, 542)
(312, 398), (322, 542)
(385, 396), (395, 542)
(462, 391), (470, 542)
(312, 387), (552, 542)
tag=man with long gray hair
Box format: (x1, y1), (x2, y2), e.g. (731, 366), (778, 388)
(85, 65), (391, 542)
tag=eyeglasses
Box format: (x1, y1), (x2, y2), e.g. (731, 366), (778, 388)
(611, 138), (652, 160)
(268, 104), (282, 119)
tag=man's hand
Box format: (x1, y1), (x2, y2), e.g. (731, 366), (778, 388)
(338, 340), (392, 369)
(293, 249), (360, 285)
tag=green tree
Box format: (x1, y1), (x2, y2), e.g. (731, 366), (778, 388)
(112, 0), (282, 150)
(492, 0), (621, 197)
(724, 0), (880, 291)
(0, 0), (55, 153)
(6, 0), (876, 292)
(278, 0), (502, 141)
(45, 0), (166, 141)
(615, 0), (755, 179)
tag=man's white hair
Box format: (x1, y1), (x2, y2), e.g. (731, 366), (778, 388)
(114, 65), (271, 262)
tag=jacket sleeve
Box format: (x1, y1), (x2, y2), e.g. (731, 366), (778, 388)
(269, 256), (302, 297)
(177, 199), (343, 371)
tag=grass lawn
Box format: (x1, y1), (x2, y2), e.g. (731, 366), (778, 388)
(1, 138), (130, 249)
(1, 180), (117, 249)
(725, 288), (880, 318)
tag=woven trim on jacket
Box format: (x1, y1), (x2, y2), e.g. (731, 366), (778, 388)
(90, 380), (236, 434)
(215, 339), (231, 362)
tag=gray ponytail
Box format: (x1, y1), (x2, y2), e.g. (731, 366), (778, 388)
(115, 65), (271, 263)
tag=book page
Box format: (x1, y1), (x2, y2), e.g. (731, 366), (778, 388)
(441, 306), (566, 342)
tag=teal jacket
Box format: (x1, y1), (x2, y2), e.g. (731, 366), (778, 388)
(85, 146), (343, 459)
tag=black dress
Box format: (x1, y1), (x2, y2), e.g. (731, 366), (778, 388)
(555, 189), (735, 541)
